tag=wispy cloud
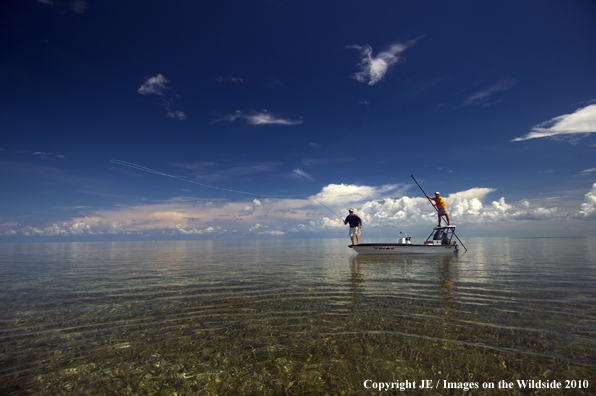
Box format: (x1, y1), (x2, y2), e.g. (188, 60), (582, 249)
(34, 151), (67, 159)
(214, 110), (302, 126)
(292, 168), (313, 180)
(138, 74), (170, 95)
(69, 0), (88, 14)
(170, 161), (278, 182)
(166, 110), (186, 120)
(512, 104), (596, 142)
(578, 168), (596, 176)
(464, 77), (517, 106)
(216, 75), (244, 84)
(37, 0), (88, 14)
(348, 38), (421, 86)
(164, 100), (186, 120)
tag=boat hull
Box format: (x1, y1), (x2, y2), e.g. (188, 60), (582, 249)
(349, 243), (457, 255)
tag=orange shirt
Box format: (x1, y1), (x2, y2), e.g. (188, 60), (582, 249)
(430, 196), (447, 209)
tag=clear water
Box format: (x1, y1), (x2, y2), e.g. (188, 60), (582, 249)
(0, 238), (595, 395)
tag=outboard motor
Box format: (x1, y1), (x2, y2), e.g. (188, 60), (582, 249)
(397, 232), (412, 245)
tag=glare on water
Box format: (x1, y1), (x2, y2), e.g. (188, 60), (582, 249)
(0, 238), (595, 395)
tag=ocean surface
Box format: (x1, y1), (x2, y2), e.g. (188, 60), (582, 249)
(0, 237), (595, 395)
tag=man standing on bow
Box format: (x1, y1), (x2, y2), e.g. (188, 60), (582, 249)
(344, 208), (362, 245)
(425, 192), (450, 227)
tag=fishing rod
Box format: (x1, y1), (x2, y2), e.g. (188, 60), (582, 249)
(310, 197), (344, 221)
(112, 159), (348, 221)
(111, 159), (308, 199)
(410, 174), (467, 252)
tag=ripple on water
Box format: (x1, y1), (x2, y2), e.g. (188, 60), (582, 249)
(0, 238), (595, 395)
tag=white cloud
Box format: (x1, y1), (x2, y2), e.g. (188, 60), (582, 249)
(578, 168), (596, 176)
(6, 182), (588, 238)
(33, 151), (67, 159)
(238, 199), (261, 217)
(571, 182), (596, 219)
(138, 75), (186, 120)
(248, 223), (285, 236)
(312, 183), (402, 206)
(292, 168), (313, 180)
(175, 224), (220, 235)
(449, 187), (495, 200)
(215, 110), (302, 126)
(464, 77), (517, 106)
(216, 75), (244, 84)
(247, 112), (302, 125)
(69, 222), (92, 235)
(138, 74), (170, 96)
(513, 104), (596, 142)
(348, 38), (420, 85)
(166, 109), (186, 120)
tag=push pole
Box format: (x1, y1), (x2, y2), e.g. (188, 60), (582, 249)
(411, 174), (446, 224)
(411, 174), (438, 214)
(410, 174), (467, 252)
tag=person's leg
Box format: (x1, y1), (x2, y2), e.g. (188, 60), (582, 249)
(437, 214), (442, 227)
(356, 234), (360, 244)
(445, 213), (450, 225)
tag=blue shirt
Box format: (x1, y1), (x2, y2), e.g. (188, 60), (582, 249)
(344, 214), (362, 227)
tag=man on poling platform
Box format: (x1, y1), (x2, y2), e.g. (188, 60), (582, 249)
(425, 192), (450, 227)
(343, 208), (362, 245)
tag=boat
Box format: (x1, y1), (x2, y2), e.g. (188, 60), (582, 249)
(349, 226), (461, 255)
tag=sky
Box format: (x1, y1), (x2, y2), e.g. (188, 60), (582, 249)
(1, 0), (596, 242)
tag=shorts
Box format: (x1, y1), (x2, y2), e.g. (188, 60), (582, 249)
(349, 227), (361, 237)
(438, 208), (448, 216)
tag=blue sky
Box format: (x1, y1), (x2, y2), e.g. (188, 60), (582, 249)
(2, 0), (596, 241)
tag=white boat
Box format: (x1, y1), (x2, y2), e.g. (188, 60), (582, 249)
(349, 226), (461, 255)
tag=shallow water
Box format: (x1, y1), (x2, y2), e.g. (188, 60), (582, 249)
(0, 238), (595, 395)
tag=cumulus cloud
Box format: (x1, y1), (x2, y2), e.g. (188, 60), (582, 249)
(312, 183), (402, 206)
(512, 104), (596, 142)
(5, 182), (585, 239)
(348, 38), (420, 85)
(464, 77), (517, 106)
(449, 187), (495, 200)
(138, 74), (170, 95)
(571, 182), (596, 219)
(238, 199), (261, 217)
(175, 224), (221, 235)
(248, 223), (285, 236)
(214, 110), (302, 125)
